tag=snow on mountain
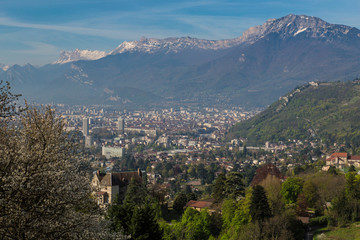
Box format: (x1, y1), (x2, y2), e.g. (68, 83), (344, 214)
(4, 14), (360, 108)
(52, 15), (360, 63)
(53, 49), (108, 64)
(0, 63), (9, 71)
(110, 36), (241, 55)
(236, 14), (359, 43)
(110, 14), (360, 56)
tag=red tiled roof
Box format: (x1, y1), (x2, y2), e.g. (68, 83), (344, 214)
(350, 155), (360, 160)
(185, 200), (213, 209)
(331, 152), (348, 158)
(96, 191), (107, 195)
(326, 156), (335, 161)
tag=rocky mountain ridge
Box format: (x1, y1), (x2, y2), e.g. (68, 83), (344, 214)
(2, 14), (360, 108)
(53, 49), (108, 64)
(51, 14), (360, 64)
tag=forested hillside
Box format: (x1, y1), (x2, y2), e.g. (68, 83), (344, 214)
(227, 81), (360, 149)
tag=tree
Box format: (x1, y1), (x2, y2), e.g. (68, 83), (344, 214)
(259, 174), (284, 215)
(281, 177), (304, 204)
(224, 172), (245, 200)
(107, 203), (134, 234)
(170, 208), (213, 240)
(251, 164), (283, 186)
(295, 193), (308, 217)
(302, 180), (319, 208)
(173, 192), (189, 213)
(225, 191), (252, 235)
(328, 191), (352, 226)
(108, 178), (162, 239)
(221, 199), (237, 230)
(262, 211), (305, 240)
(349, 165), (356, 172)
(345, 171), (360, 199)
(0, 80), (23, 118)
(129, 203), (163, 240)
(250, 185), (272, 222)
(327, 166), (338, 175)
(0, 107), (114, 239)
(212, 173), (226, 202)
(124, 178), (147, 206)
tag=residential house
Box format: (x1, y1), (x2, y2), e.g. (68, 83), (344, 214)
(326, 152), (360, 168)
(92, 169), (142, 206)
(348, 155), (360, 167)
(185, 199), (216, 213)
(326, 152), (348, 168)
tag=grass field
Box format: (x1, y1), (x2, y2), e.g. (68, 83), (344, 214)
(314, 222), (360, 240)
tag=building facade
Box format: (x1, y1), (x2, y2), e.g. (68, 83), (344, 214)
(92, 169), (142, 205)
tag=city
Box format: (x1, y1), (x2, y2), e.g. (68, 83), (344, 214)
(2, 1), (360, 238)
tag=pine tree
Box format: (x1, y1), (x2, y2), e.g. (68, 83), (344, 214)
(124, 178), (147, 206)
(212, 173), (226, 202)
(250, 185), (272, 222)
(224, 172), (245, 200)
(129, 203), (163, 240)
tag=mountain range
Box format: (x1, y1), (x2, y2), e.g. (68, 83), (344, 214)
(1, 14), (360, 108)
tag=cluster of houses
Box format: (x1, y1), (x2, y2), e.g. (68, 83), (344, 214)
(91, 168), (217, 212)
(324, 152), (360, 170)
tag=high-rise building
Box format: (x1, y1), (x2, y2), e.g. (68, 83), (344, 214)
(85, 135), (93, 148)
(117, 117), (124, 134)
(83, 117), (89, 136)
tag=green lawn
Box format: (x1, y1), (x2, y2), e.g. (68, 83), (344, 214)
(314, 222), (360, 240)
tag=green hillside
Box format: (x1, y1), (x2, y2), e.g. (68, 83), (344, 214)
(227, 81), (360, 147)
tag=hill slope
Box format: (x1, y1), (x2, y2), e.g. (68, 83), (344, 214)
(227, 81), (360, 146)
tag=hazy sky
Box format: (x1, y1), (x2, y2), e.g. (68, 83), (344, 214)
(0, 0), (359, 66)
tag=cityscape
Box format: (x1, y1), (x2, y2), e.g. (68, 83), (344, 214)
(1, 1), (360, 239)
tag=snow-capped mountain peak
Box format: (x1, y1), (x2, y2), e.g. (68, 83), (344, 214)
(53, 49), (108, 64)
(52, 15), (360, 64)
(236, 14), (359, 43)
(110, 36), (241, 55)
(0, 63), (10, 71)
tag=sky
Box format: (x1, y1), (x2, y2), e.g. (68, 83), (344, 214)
(0, 0), (359, 66)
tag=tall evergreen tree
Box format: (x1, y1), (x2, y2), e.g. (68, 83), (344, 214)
(212, 173), (226, 202)
(250, 185), (272, 222)
(129, 203), (163, 240)
(124, 178), (147, 205)
(224, 172), (245, 200)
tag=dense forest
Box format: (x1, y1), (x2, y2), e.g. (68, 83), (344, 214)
(227, 80), (360, 151)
